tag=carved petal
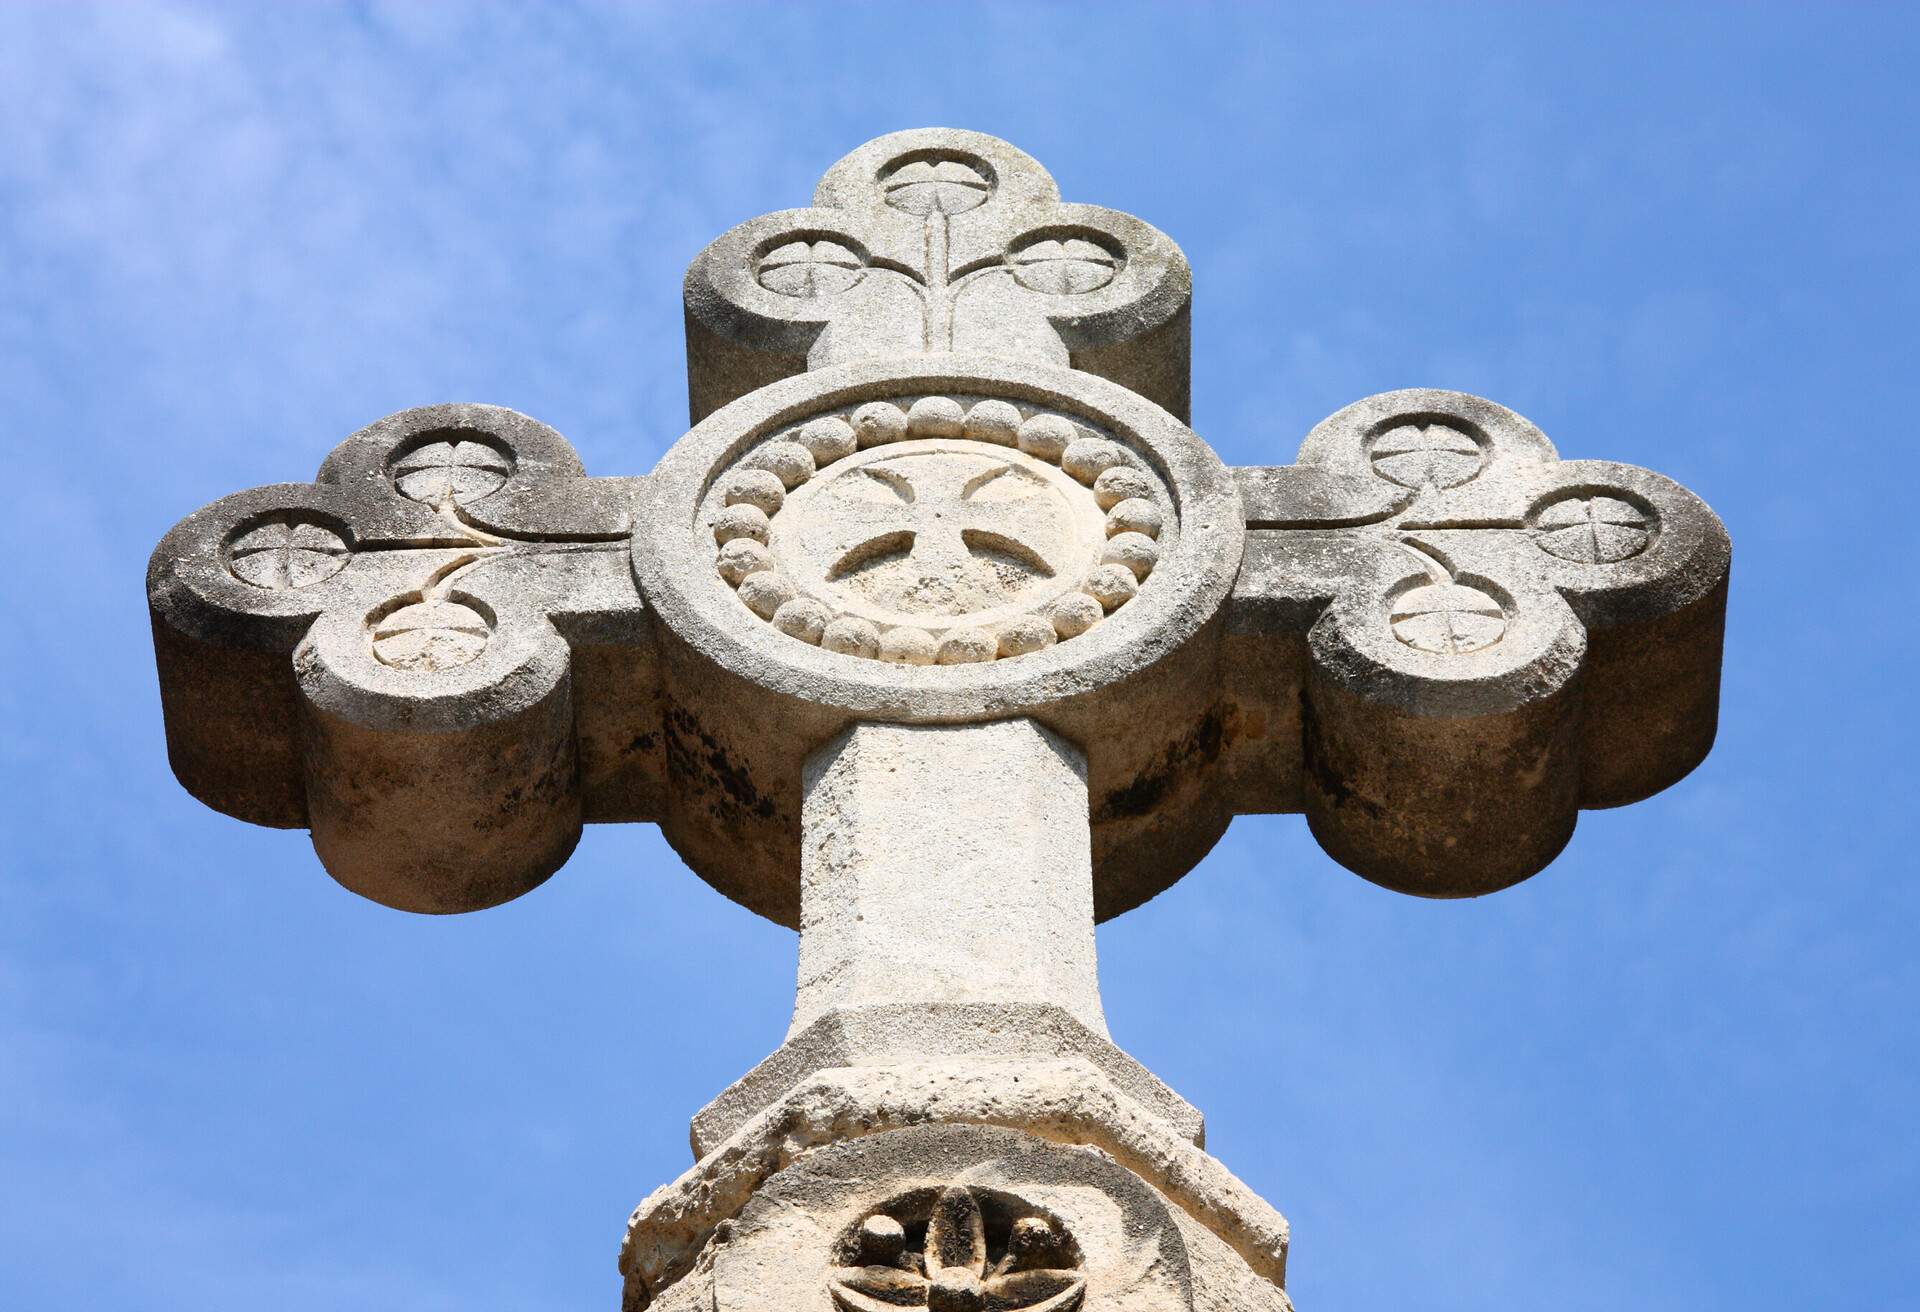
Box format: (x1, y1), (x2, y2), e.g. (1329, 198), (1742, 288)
(925, 1186), (988, 1277)
(829, 1264), (930, 1310)
(984, 1269), (1086, 1312)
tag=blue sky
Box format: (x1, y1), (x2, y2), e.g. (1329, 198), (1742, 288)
(2, 2), (1914, 1307)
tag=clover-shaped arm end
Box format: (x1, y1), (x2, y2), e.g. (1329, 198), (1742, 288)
(147, 404), (655, 913)
(1226, 389), (1730, 897)
(683, 208), (857, 422)
(682, 129), (1194, 423)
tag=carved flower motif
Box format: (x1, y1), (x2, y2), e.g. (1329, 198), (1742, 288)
(226, 514), (349, 590)
(828, 1186), (1085, 1312)
(392, 436), (513, 507)
(757, 239), (865, 297)
(882, 158), (993, 216)
(1009, 237), (1120, 295)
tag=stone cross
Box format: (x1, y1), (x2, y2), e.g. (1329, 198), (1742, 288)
(148, 129), (1730, 1312)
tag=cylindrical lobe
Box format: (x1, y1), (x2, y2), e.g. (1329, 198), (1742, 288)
(1302, 567), (1587, 897)
(149, 609), (309, 827)
(1303, 667), (1583, 897)
(295, 603), (582, 914)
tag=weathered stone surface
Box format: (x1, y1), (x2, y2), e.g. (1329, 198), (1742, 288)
(691, 718), (1204, 1161)
(1219, 388), (1730, 896)
(690, 1002), (1203, 1159)
(146, 127), (1733, 1310)
(685, 128), (1192, 423)
(148, 135), (1729, 918)
(635, 354), (1244, 926)
(711, 1124), (1193, 1312)
(796, 721), (1104, 1036)
(148, 403), (651, 912)
(624, 1107), (1289, 1312)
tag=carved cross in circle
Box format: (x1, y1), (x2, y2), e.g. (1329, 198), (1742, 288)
(392, 436), (514, 507)
(775, 444), (1094, 625)
(225, 513), (350, 590)
(757, 239), (864, 297)
(1009, 238), (1121, 295)
(881, 157), (992, 216)
(1367, 421), (1484, 490)
(1531, 494), (1654, 563)
(1389, 579), (1507, 655)
(371, 596), (492, 672)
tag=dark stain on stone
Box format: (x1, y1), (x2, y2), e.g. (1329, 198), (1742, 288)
(1097, 705), (1225, 820)
(1301, 690), (1382, 821)
(623, 731), (658, 756)
(665, 706), (776, 822)
(473, 735), (575, 834)
(1228, 701), (1266, 743)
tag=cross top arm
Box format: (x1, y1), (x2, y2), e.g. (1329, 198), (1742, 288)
(684, 128), (1192, 423)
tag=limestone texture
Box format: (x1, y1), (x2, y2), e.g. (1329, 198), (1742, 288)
(795, 721), (1105, 1037)
(624, 1116), (1290, 1312)
(683, 128), (1192, 423)
(145, 127), (1733, 1310)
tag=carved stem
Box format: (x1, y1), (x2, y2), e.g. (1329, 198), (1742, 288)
(924, 213), (953, 350)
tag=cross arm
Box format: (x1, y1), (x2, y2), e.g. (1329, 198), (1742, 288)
(683, 129), (1191, 423)
(147, 403), (661, 913)
(1215, 389), (1730, 897)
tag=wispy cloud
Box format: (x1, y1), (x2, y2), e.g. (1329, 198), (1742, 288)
(3, 3), (1916, 1308)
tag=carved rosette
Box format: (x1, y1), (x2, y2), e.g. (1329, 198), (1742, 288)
(633, 355), (1244, 927)
(705, 393), (1168, 665)
(828, 1186), (1085, 1312)
(696, 1125), (1194, 1312)
(638, 356), (1240, 725)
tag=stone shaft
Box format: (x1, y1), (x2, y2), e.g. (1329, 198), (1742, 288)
(794, 718), (1106, 1038)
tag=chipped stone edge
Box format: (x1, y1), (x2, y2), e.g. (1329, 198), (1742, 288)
(690, 1001), (1205, 1159)
(619, 1059), (1288, 1306)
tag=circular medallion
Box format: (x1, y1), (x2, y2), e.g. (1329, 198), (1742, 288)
(389, 431), (515, 506)
(1365, 418), (1486, 490)
(880, 153), (995, 215)
(224, 512), (350, 590)
(369, 596), (492, 672)
(636, 357), (1241, 722)
(1530, 492), (1656, 564)
(704, 395), (1167, 665)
